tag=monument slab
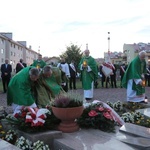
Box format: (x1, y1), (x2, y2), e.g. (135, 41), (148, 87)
(119, 123), (150, 139)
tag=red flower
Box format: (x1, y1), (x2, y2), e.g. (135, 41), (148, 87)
(105, 108), (111, 112)
(88, 110), (98, 117)
(21, 112), (27, 118)
(98, 107), (104, 112)
(103, 112), (113, 120)
(31, 114), (36, 120)
(14, 113), (19, 118)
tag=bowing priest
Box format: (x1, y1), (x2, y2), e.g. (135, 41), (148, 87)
(122, 50), (147, 103)
(7, 66), (40, 115)
(34, 65), (65, 107)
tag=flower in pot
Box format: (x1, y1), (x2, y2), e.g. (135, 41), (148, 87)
(51, 92), (84, 133)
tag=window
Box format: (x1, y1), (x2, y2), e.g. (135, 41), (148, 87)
(1, 49), (4, 54)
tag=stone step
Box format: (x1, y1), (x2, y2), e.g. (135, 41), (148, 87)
(116, 131), (150, 150)
(0, 139), (20, 150)
(119, 123), (150, 139)
(136, 107), (150, 117)
(53, 128), (137, 150)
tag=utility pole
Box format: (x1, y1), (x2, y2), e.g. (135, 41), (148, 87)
(108, 32), (110, 54)
(86, 43), (88, 50)
(38, 46), (40, 54)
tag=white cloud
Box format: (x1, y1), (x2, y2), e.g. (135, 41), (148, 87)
(0, 0), (150, 58)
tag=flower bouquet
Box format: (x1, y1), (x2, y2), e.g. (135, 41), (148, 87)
(78, 100), (124, 132)
(5, 107), (60, 133)
(78, 101), (123, 132)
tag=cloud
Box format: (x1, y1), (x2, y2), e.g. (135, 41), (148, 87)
(0, 0), (150, 58)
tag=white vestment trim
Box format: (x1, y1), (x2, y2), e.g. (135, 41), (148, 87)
(127, 79), (145, 102)
(84, 82), (94, 98)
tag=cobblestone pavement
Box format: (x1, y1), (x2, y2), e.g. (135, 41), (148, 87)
(0, 87), (150, 113)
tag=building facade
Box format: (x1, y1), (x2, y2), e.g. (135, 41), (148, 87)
(123, 42), (150, 64)
(0, 33), (39, 74)
(103, 42), (150, 65)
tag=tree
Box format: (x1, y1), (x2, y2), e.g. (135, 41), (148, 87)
(59, 43), (83, 68)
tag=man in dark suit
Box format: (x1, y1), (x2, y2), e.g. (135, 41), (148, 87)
(1, 59), (12, 93)
(16, 58), (27, 73)
(110, 62), (117, 88)
(69, 60), (77, 90)
(145, 62), (150, 87)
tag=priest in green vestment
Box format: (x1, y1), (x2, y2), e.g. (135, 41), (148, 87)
(7, 66), (40, 114)
(78, 49), (98, 100)
(31, 54), (46, 70)
(122, 51), (147, 103)
(34, 65), (65, 107)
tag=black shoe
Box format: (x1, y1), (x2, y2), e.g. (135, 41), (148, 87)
(85, 98), (92, 100)
(140, 101), (148, 104)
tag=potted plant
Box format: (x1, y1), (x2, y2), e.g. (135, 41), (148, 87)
(51, 92), (84, 133)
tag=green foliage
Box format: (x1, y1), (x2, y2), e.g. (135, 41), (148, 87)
(59, 43), (83, 71)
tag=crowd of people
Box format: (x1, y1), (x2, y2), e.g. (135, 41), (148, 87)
(0, 50), (150, 114)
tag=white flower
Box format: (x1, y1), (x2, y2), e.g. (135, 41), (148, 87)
(15, 136), (32, 149)
(32, 140), (50, 150)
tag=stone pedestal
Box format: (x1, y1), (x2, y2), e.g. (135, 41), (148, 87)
(0, 139), (20, 150)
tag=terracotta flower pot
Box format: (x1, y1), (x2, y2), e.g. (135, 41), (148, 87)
(52, 106), (84, 133)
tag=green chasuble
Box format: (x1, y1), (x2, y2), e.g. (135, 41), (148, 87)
(78, 56), (98, 90)
(122, 56), (146, 95)
(7, 66), (36, 106)
(35, 67), (64, 107)
(32, 60), (46, 69)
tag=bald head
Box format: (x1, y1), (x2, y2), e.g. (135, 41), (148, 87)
(139, 50), (147, 61)
(84, 50), (90, 57)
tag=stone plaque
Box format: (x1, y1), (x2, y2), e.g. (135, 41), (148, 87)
(119, 123), (150, 139)
(136, 108), (150, 117)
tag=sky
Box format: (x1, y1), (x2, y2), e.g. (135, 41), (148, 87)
(0, 0), (150, 58)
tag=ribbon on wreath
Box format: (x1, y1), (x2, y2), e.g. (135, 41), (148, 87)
(25, 107), (50, 126)
(92, 100), (125, 126)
